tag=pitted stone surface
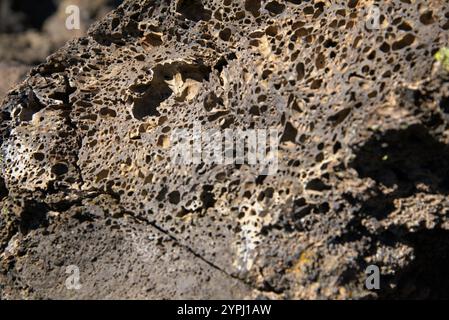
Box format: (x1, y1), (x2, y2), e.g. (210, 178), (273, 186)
(1, 0), (449, 299)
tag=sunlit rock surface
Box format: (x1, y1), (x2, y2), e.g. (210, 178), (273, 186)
(1, 0), (449, 299)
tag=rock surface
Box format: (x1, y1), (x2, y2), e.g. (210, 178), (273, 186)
(1, 0), (449, 299)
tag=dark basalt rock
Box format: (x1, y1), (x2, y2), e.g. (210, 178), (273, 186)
(1, 0), (449, 299)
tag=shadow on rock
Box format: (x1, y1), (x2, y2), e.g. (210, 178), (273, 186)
(352, 124), (449, 195)
(338, 124), (449, 298)
(379, 228), (449, 299)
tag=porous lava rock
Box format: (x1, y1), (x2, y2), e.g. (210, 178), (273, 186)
(1, 0), (449, 299)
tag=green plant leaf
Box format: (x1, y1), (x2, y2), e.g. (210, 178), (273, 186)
(435, 47), (449, 72)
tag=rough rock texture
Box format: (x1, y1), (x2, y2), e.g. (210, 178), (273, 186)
(1, 0), (449, 299)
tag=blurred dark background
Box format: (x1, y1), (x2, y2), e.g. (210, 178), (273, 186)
(0, 0), (123, 99)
